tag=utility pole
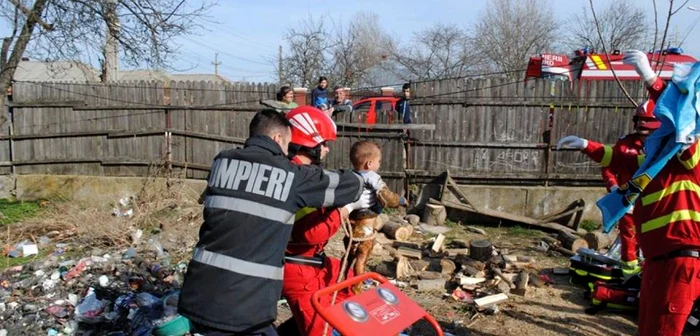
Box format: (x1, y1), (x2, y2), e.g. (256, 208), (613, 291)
(102, 0), (119, 83)
(278, 45), (283, 85)
(212, 53), (221, 76)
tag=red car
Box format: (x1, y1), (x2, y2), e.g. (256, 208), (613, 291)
(351, 97), (401, 125)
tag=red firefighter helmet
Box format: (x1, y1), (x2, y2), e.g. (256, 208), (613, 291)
(286, 106), (337, 148)
(633, 99), (661, 130)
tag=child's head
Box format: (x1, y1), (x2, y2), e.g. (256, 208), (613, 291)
(350, 141), (382, 172)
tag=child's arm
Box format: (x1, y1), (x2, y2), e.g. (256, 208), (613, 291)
(377, 185), (407, 208)
(362, 171), (406, 208)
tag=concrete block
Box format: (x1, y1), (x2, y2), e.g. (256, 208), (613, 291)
(442, 184), (606, 222)
(15, 175), (207, 205)
(0, 175), (15, 199)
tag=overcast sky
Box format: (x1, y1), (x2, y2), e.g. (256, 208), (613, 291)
(3, 0), (700, 83)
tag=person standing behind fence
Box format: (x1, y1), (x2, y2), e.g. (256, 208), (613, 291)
(395, 83), (412, 124)
(331, 86), (353, 117)
(277, 86), (299, 110)
(311, 76), (329, 110)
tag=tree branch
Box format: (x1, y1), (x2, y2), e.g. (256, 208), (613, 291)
(8, 0), (53, 31)
(0, 0), (51, 90)
(589, 0), (637, 107)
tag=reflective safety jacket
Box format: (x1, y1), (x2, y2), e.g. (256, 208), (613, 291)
(600, 133), (645, 191)
(582, 139), (700, 259)
(633, 141), (700, 258)
(178, 136), (363, 332)
(586, 76), (665, 191)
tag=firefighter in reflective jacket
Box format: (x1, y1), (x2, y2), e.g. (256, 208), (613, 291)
(591, 101), (661, 274)
(179, 109), (369, 335)
(559, 133), (700, 336)
(556, 62), (700, 335)
(559, 50), (665, 274)
(281, 107), (380, 336)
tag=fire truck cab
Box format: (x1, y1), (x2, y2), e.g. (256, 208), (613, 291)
(525, 47), (697, 82)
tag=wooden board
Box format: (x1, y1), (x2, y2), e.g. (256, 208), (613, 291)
(474, 293), (509, 308)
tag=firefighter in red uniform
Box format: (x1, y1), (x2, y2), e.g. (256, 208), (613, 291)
(599, 105), (661, 274)
(559, 50), (665, 275)
(280, 106), (379, 336)
(557, 51), (700, 335)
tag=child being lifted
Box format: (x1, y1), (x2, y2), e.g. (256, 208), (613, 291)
(346, 140), (407, 293)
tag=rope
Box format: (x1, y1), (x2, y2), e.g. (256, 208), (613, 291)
(322, 216), (355, 336)
(341, 219), (377, 242)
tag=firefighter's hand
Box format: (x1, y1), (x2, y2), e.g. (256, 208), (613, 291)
(556, 136), (588, 150)
(343, 188), (377, 213)
(623, 50), (656, 83)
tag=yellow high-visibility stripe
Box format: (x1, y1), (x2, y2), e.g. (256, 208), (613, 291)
(641, 210), (700, 233)
(601, 145), (613, 167)
(637, 154), (646, 166)
(295, 207), (317, 221)
(591, 55), (608, 70)
(642, 180), (700, 206)
(678, 147), (700, 170)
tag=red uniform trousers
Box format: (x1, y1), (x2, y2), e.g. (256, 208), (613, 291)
(282, 257), (354, 336)
(618, 213), (638, 262)
(639, 257), (700, 336)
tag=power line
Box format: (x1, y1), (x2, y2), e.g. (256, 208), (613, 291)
(181, 36), (270, 66)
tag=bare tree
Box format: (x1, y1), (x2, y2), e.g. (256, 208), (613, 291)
(326, 12), (392, 88)
(387, 24), (477, 81)
(278, 15), (333, 88)
(0, 0), (215, 90)
(565, 0), (650, 52)
(278, 13), (393, 88)
(472, 0), (560, 77)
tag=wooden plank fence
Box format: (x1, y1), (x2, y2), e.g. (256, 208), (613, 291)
(3, 78), (651, 191)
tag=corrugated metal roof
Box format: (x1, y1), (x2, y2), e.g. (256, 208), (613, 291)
(11, 61), (231, 84)
(118, 70), (231, 83)
(13, 61), (100, 82)
(117, 70), (171, 82)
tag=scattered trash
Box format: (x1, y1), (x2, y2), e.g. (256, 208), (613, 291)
(46, 305), (70, 318)
(62, 258), (89, 281)
(22, 243), (39, 256)
(113, 196), (135, 217)
(123, 247), (137, 259)
(451, 288), (473, 303)
(132, 229), (144, 245)
(99, 275), (110, 287)
(75, 287), (108, 324)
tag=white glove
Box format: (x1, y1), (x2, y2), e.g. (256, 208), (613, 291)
(556, 135), (589, 150)
(343, 188), (376, 212)
(623, 50), (656, 83)
(361, 171), (385, 190)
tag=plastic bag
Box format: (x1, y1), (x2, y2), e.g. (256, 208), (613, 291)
(74, 287), (107, 324)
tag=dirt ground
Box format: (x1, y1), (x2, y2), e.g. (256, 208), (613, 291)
(5, 181), (700, 336)
(274, 222), (642, 336)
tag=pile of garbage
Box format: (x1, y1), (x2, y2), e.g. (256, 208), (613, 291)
(0, 240), (192, 336)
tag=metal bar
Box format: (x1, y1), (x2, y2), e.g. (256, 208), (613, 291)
(336, 122), (436, 131)
(410, 141), (548, 148)
(410, 99), (640, 109)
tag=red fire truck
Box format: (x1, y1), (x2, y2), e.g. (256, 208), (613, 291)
(525, 47), (697, 82)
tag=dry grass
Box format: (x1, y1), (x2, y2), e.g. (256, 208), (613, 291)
(4, 164), (204, 258)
